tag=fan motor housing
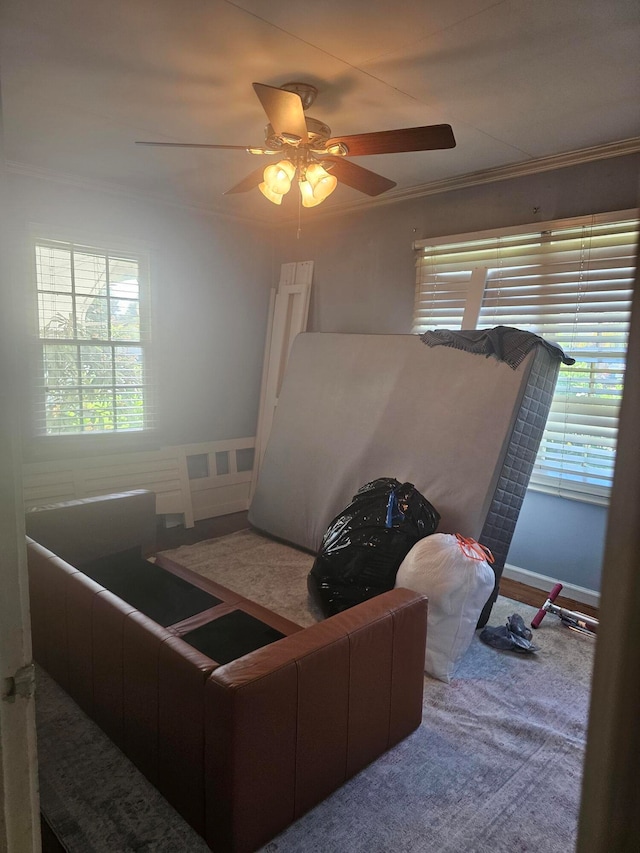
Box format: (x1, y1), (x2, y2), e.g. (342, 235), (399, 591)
(265, 117), (332, 150)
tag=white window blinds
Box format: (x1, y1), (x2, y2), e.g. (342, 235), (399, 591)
(413, 211), (639, 502)
(413, 250), (473, 331)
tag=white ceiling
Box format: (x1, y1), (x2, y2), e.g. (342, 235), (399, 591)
(2, 0), (638, 220)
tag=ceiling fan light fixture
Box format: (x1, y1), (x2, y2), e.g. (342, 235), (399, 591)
(304, 162), (338, 202)
(258, 181), (284, 204)
(262, 159), (296, 196)
(298, 179), (323, 208)
(139, 81), (456, 204)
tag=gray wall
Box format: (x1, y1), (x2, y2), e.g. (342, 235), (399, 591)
(10, 154), (638, 592)
(508, 491), (607, 592)
(274, 153), (640, 593)
(9, 172), (273, 451)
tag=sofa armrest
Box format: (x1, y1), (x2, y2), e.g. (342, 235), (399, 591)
(204, 587), (427, 853)
(25, 490), (157, 565)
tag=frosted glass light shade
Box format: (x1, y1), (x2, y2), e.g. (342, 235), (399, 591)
(263, 160), (296, 195)
(259, 182), (284, 204)
(299, 180), (323, 207)
(303, 162), (337, 203)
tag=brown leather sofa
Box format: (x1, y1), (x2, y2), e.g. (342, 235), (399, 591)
(27, 490), (428, 853)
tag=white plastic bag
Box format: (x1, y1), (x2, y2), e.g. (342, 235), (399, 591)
(395, 533), (495, 683)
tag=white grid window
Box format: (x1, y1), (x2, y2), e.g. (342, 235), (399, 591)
(33, 238), (152, 436)
(413, 211), (639, 503)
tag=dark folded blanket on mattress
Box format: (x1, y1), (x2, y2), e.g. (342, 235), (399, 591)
(420, 325), (575, 369)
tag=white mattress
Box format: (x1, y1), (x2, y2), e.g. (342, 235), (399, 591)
(249, 332), (554, 557)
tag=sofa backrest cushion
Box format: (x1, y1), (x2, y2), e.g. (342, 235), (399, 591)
(204, 587), (427, 853)
(25, 489), (156, 565)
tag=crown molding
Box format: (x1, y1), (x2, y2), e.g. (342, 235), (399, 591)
(5, 159), (262, 227)
(7, 137), (640, 227)
(292, 136), (640, 222)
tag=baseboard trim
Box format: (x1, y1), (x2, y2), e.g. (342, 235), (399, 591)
(503, 563), (600, 608)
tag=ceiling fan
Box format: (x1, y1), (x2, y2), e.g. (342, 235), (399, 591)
(136, 82), (456, 207)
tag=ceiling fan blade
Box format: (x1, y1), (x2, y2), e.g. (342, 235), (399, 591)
(224, 165), (269, 195)
(136, 141), (264, 151)
(253, 82), (308, 144)
(322, 158), (396, 196)
(326, 124), (456, 156)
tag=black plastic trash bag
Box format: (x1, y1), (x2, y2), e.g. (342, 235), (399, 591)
(308, 477), (440, 617)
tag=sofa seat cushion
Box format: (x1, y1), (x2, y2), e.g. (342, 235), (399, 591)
(180, 609), (287, 665)
(80, 549), (222, 627)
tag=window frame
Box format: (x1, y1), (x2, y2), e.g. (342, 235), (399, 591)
(413, 209), (639, 505)
(26, 228), (156, 460)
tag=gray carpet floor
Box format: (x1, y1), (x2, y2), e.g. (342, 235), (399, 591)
(37, 530), (594, 852)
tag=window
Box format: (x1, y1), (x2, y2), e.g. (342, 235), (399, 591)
(413, 211), (639, 503)
(33, 238), (152, 437)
